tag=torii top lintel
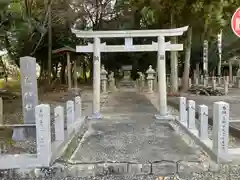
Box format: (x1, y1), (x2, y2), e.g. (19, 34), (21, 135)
(71, 26), (188, 38)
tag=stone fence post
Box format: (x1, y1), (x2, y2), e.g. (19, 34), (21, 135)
(200, 75), (204, 85)
(146, 65), (155, 93)
(224, 76), (229, 95)
(100, 65), (108, 93)
(212, 77), (216, 90)
(198, 105), (208, 140)
(179, 97), (187, 126)
(203, 76), (208, 87)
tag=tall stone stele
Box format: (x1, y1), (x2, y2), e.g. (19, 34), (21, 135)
(109, 71), (116, 91)
(146, 65), (155, 93)
(100, 65), (108, 93)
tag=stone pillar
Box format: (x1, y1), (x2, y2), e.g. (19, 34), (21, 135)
(109, 72), (116, 91)
(196, 63), (200, 78)
(54, 106), (64, 141)
(100, 65), (108, 93)
(229, 61), (233, 83)
(187, 100), (196, 130)
(66, 100), (74, 132)
(233, 76), (236, 84)
(212, 101), (229, 162)
(221, 77), (225, 87)
(237, 77), (240, 88)
(157, 36), (167, 116)
(179, 97), (187, 126)
(93, 37), (101, 118)
(35, 104), (51, 166)
(224, 76), (228, 95)
(141, 73), (145, 90)
(194, 70), (198, 85)
(203, 77), (208, 87)
(67, 52), (72, 89)
(195, 63), (200, 85)
(212, 77), (216, 90)
(146, 65), (155, 93)
(217, 77), (221, 86)
(138, 72), (143, 90)
(198, 105), (208, 140)
(154, 71), (158, 91)
(75, 96), (82, 121)
(200, 75), (204, 85)
(178, 78), (181, 87)
(20, 56), (38, 137)
(166, 76), (170, 88)
(188, 78), (192, 88)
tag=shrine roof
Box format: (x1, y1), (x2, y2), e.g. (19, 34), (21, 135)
(52, 46), (86, 55)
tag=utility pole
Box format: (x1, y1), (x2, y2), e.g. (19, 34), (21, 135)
(48, 2), (52, 84)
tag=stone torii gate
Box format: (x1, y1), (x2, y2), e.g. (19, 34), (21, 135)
(72, 27), (188, 119)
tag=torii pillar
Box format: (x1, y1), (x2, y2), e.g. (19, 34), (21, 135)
(93, 37), (101, 116)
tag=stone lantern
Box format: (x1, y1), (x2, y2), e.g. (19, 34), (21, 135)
(146, 65), (155, 93)
(100, 65), (108, 93)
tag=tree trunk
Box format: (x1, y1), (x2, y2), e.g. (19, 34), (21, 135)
(60, 61), (67, 84)
(170, 13), (178, 93)
(51, 62), (58, 80)
(181, 26), (192, 92)
(47, 2), (52, 84)
(83, 61), (87, 82)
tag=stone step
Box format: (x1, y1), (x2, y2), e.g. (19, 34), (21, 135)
(12, 159), (214, 178)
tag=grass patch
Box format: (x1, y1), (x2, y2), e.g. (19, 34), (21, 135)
(0, 78), (21, 91)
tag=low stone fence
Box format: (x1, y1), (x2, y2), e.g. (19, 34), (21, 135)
(178, 96), (240, 163)
(0, 96), (86, 169)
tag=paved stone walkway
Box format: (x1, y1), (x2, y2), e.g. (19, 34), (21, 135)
(68, 91), (209, 177)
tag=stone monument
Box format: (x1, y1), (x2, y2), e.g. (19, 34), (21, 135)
(20, 56), (38, 137)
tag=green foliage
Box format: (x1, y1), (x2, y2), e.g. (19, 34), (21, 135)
(0, 0), (239, 74)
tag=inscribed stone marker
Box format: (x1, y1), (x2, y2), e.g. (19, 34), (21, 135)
(212, 101), (229, 161)
(35, 104), (51, 166)
(20, 56), (38, 125)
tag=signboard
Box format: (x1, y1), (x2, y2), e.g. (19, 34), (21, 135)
(231, 7), (240, 37)
(122, 65), (132, 71)
(217, 31), (222, 59)
(203, 40), (208, 75)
